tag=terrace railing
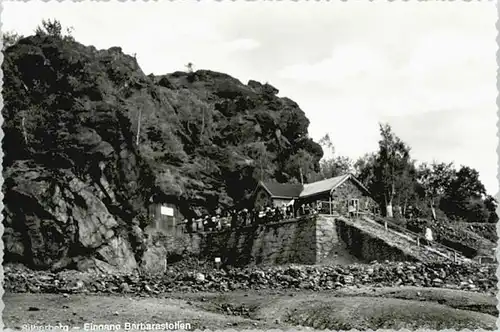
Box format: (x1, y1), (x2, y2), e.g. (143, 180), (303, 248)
(362, 216), (467, 263)
(317, 200), (344, 216)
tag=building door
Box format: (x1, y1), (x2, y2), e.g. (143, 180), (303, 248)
(158, 205), (176, 232)
(347, 199), (359, 217)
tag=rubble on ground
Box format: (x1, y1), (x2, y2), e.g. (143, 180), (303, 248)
(4, 259), (496, 296)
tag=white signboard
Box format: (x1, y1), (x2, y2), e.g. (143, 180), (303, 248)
(160, 206), (174, 216)
(215, 257), (221, 263)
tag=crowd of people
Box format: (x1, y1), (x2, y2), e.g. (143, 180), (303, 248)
(182, 202), (322, 233)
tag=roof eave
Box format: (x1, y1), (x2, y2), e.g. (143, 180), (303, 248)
(348, 175), (372, 196)
(271, 195), (298, 200)
(258, 181), (275, 197)
(329, 173), (352, 195)
(327, 173), (372, 197)
(299, 189), (331, 199)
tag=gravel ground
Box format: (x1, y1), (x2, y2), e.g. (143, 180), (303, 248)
(4, 259), (497, 331)
(4, 287), (497, 331)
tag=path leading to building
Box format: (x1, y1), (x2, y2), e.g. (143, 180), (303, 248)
(327, 215), (467, 264)
(360, 216), (470, 263)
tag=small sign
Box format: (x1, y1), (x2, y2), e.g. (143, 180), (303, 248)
(215, 257), (221, 263)
(160, 206), (174, 216)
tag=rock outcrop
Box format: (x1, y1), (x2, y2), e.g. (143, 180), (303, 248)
(2, 33), (323, 271)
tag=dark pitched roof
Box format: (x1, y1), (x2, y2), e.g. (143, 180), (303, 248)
(259, 181), (304, 199)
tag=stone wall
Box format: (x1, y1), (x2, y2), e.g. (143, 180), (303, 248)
(139, 214), (425, 273)
(315, 217), (337, 262)
(334, 217), (418, 263)
(201, 216), (318, 266)
(314, 217), (359, 265)
(140, 216), (319, 271)
(146, 229), (203, 258)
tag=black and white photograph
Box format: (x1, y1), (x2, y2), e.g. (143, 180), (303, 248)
(1, 1), (498, 331)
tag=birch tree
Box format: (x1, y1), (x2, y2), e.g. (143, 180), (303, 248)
(417, 161), (455, 220)
(373, 124), (411, 218)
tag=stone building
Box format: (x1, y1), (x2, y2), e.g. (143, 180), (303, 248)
(299, 173), (376, 216)
(253, 173), (376, 216)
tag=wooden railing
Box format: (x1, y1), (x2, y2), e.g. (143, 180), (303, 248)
(361, 216), (467, 263)
(317, 200), (377, 218)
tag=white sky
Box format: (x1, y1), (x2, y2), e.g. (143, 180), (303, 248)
(2, 1), (498, 195)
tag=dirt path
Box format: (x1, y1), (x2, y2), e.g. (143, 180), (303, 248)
(4, 286), (497, 331)
(4, 293), (278, 331)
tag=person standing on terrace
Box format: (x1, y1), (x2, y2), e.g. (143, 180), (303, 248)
(348, 201), (356, 218)
(425, 226), (434, 246)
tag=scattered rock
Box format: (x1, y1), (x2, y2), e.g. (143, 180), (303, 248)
(195, 273), (206, 283)
(4, 261), (497, 295)
(120, 282), (131, 293)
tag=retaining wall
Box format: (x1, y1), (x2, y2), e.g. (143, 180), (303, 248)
(142, 215), (421, 272)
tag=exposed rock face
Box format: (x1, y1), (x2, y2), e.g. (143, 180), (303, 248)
(2, 34), (323, 271)
(3, 161), (137, 271)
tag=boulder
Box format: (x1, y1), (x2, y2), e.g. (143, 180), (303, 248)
(97, 236), (138, 273)
(140, 245), (168, 274)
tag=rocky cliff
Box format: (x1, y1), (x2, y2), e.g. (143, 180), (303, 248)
(2, 34), (323, 272)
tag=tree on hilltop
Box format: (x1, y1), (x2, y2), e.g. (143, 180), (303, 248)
(35, 19), (74, 41)
(2, 31), (23, 50)
(484, 195), (499, 223)
(185, 62), (194, 73)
